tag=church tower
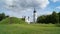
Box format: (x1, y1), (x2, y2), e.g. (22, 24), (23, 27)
(33, 8), (37, 23)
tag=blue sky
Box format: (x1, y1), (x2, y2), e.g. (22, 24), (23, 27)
(0, 0), (60, 21)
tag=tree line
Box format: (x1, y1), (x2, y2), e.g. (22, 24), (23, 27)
(37, 11), (60, 24)
(0, 13), (9, 21)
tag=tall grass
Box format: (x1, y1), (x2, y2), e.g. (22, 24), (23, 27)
(0, 24), (60, 34)
(0, 17), (27, 24)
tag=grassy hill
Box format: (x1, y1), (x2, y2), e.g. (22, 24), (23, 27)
(0, 17), (60, 34)
(0, 17), (27, 24)
(0, 24), (60, 34)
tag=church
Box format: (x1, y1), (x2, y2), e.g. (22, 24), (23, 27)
(25, 8), (37, 24)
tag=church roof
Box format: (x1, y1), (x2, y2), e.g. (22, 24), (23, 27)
(33, 8), (36, 13)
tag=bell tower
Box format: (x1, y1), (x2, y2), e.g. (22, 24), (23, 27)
(33, 8), (37, 23)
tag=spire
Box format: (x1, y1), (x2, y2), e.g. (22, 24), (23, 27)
(28, 16), (29, 21)
(33, 8), (37, 23)
(33, 8), (36, 13)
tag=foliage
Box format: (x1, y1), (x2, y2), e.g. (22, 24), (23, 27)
(0, 17), (27, 24)
(51, 11), (59, 23)
(37, 11), (59, 24)
(0, 13), (9, 21)
(58, 12), (60, 23)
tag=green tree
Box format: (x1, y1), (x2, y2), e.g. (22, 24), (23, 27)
(58, 12), (60, 23)
(51, 11), (59, 24)
(0, 13), (5, 21)
(37, 11), (59, 24)
(45, 15), (52, 23)
(37, 15), (46, 24)
(0, 13), (9, 21)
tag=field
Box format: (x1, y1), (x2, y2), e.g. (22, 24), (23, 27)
(0, 24), (60, 34)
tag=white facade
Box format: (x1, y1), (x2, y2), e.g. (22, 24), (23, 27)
(25, 17), (30, 24)
(33, 13), (37, 23)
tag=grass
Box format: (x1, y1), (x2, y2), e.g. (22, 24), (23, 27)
(0, 17), (27, 24)
(0, 24), (60, 34)
(0, 17), (60, 34)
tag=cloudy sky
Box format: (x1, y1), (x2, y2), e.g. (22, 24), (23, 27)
(0, 0), (60, 18)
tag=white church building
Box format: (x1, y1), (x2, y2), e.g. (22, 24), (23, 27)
(25, 16), (30, 24)
(24, 9), (37, 24)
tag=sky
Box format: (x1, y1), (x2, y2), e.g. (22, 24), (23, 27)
(0, 0), (60, 21)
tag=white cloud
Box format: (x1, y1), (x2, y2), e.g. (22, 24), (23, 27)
(37, 0), (49, 9)
(56, 6), (60, 9)
(4, 0), (49, 12)
(38, 11), (52, 16)
(0, 0), (50, 18)
(51, 0), (60, 2)
(5, 0), (13, 5)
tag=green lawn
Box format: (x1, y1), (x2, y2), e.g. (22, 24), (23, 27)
(0, 24), (60, 34)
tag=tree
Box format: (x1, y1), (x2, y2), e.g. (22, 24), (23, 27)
(37, 11), (59, 24)
(45, 15), (52, 23)
(0, 13), (9, 21)
(58, 12), (60, 23)
(51, 11), (59, 24)
(0, 13), (5, 21)
(37, 15), (46, 24)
